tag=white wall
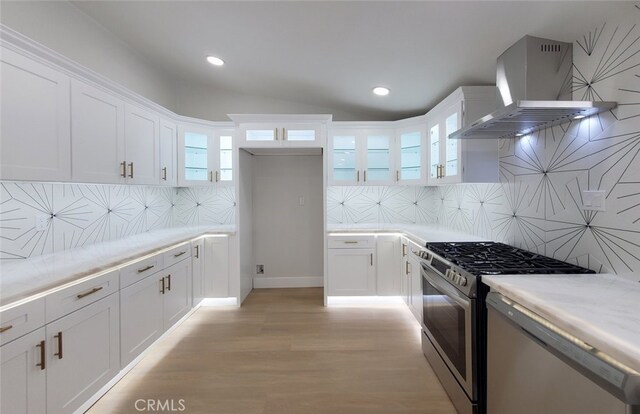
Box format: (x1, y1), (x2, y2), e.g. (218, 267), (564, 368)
(252, 155), (323, 287)
(0, 1), (176, 110)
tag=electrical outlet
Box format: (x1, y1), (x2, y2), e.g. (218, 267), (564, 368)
(35, 215), (50, 232)
(582, 190), (606, 211)
(256, 265), (264, 274)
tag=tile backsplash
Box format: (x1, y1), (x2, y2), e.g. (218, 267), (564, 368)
(0, 183), (235, 260)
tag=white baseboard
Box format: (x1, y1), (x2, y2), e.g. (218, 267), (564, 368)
(253, 276), (324, 289)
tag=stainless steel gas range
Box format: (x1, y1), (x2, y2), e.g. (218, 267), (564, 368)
(419, 242), (594, 414)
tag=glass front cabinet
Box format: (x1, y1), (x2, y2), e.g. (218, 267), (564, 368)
(238, 122), (324, 148)
(395, 124), (427, 185)
(427, 86), (499, 185)
(329, 127), (395, 185)
(177, 125), (233, 186)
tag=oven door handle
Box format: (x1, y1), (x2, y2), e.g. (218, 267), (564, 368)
(422, 268), (470, 309)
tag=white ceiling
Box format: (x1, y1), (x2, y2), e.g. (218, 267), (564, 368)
(72, 1), (625, 120)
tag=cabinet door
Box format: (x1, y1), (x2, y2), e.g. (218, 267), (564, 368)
(0, 328), (46, 414)
(204, 236), (230, 297)
(120, 274), (164, 367)
(362, 130), (394, 185)
(397, 126), (426, 185)
(46, 294), (119, 414)
(428, 120), (441, 183)
(327, 248), (376, 296)
(241, 124), (279, 147)
(162, 260), (192, 329)
(1, 47), (71, 181)
(210, 130), (234, 186)
(177, 125), (214, 186)
(400, 240), (410, 305)
(409, 255), (423, 324)
(159, 119), (178, 186)
(191, 240), (204, 306)
(71, 79), (126, 184)
(329, 132), (359, 185)
(124, 104), (160, 185)
(440, 102), (463, 184)
(282, 123), (323, 148)
(376, 235), (401, 296)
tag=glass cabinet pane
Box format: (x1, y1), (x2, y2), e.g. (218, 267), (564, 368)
(246, 129), (275, 141)
(400, 131), (421, 181)
(332, 135), (357, 182)
(286, 129), (315, 141)
(445, 113), (459, 176)
(366, 135), (391, 182)
(430, 124), (440, 179)
(184, 132), (208, 181)
(219, 135), (233, 182)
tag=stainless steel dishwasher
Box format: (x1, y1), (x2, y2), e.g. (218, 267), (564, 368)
(486, 292), (640, 414)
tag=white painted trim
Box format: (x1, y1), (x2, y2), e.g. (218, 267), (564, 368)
(253, 276), (323, 289)
(228, 113), (332, 125)
(75, 304), (200, 414)
(326, 296), (404, 306)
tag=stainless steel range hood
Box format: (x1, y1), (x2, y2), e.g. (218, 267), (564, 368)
(450, 36), (617, 140)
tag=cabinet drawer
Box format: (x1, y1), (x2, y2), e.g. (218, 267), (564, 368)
(163, 243), (191, 268)
(45, 269), (119, 323)
(120, 254), (164, 289)
(0, 297), (45, 346)
(328, 235), (375, 249)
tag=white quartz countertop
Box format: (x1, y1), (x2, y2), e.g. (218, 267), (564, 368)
(327, 223), (488, 245)
(483, 273), (640, 372)
(0, 225), (235, 307)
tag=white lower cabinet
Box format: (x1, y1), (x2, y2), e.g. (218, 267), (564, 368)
(45, 294), (120, 414)
(120, 271), (165, 367)
(204, 236), (230, 297)
(120, 257), (192, 367)
(327, 248), (376, 296)
(0, 328), (46, 414)
(408, 253), (423, 323)
(162, 260), (192, 329)
(376, 235), (401, 295)
(191, 239), (205, 306)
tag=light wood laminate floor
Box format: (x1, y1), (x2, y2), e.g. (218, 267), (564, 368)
(88, 288), (456, 414)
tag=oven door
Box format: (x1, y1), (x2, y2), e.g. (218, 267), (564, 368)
(422, 264), (476, 400)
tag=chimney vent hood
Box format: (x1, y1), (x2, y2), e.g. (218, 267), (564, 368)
(450, 36), (616, 140)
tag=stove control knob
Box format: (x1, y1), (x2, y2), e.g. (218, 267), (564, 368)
(458, 277), (468, 287)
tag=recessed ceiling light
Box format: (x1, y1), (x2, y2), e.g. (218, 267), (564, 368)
(206, 56), (225, 66)
(573, 115), (586, 120)
(373, 86), (390, 96)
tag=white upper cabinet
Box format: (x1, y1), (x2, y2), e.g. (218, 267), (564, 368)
(177, 124), (234, 187)
(71, 79), (126, 184)
(1, 46), (71, 182)
(240, 123), (323, 148)
(328, 126), (395, 186)
(395, 122), (427, 185)
(159, 119), (178, 186)
(427, 86), (499, 185)
(124, 104), (160, 185)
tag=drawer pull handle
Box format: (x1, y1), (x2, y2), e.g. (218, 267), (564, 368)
(174, 251), (186, 258)
(405, 261), (410, 275)
(76, 286), (103, 299)
(0, 325), (13, 334)
(195, 245), (200, 258)
(402, 243), (407, 257)
(343, 241), (359, 244)
(160, 277), (166, 294)
(54, 332), (63, 359)
(120, 161), (127, 178)
(166, 274), (171, 291)
(128, 162), (134, 179)
(162, 167), (167, 181)
(370, 253), (373, 266)
(137, 265), (155, 273)
(36, 340), (45, 370)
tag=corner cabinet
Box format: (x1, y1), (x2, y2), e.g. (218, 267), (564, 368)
(427, 86), (499, 185)
(177, 124), (234, 186)
(328, 125), (396, 186)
